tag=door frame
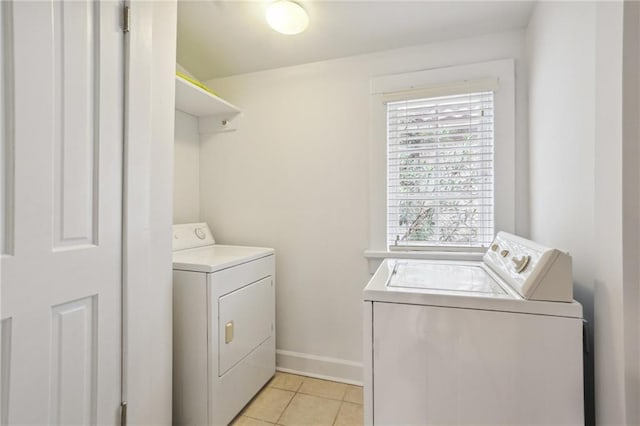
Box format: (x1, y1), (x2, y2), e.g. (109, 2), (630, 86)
(121, 1), (176, 424)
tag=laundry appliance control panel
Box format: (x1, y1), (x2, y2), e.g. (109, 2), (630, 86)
(484, 232), (573, 302)
(173, 222), (216, 251)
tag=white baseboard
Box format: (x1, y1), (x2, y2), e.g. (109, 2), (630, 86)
(276, 349), (363, 386)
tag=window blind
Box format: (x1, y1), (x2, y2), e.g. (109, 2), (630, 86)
(387, 91), (495, 249)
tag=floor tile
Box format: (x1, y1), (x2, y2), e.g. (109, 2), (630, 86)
(269, 372), (305, 392)
(231, 415), (275, 426)
(343, 385), (363, 405)
(334, 402), (363, 426)
(243, 387), (295, 423)
(298, 377), (347, 400)
(277, 393), (341, 426)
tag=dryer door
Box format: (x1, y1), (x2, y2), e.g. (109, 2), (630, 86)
(218, 276), (274, 376)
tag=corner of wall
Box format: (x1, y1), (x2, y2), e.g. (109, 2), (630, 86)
(176, 62), (196, 79)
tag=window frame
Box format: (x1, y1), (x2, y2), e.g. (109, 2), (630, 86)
(367, 59), (516, 258)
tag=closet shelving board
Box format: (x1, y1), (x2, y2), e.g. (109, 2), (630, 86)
(175, 75), (240, 118)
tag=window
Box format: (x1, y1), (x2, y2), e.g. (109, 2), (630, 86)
(367, 59), (515, 256)
(387, 91), (495, 249)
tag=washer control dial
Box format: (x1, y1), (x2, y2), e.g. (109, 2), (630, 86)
(512, 255), (531, 273)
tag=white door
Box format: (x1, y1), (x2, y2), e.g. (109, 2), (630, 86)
(1, 1), (124, 424)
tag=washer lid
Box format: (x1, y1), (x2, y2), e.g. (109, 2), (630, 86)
(364, 259), (583, 318)
(389, 261), (506, 296)
(173, 244), (274, 273)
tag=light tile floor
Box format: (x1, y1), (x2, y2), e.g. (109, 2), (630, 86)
(232, 372), (364, 426)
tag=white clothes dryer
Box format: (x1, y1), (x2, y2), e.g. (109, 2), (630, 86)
(172, 223), (275, 426)
(363, 232), (584, 425)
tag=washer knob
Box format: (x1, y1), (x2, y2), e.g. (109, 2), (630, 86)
(491, 244), (499, 252)
(500, 249), (509, 258)
(512, 255), (531, 273)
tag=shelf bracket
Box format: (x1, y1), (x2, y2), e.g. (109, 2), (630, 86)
(198, 114), (240, 134)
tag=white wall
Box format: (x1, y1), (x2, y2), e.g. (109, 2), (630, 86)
(199, 30), (529, 381)
(174, 110), (200, 224)
(527, 2), (639, 424)
(526, 3), (596, 421)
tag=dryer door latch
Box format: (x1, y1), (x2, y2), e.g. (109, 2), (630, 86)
(225, 321), (234, 344)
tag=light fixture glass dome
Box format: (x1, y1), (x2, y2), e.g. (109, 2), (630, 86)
(266, 1), (309, 35)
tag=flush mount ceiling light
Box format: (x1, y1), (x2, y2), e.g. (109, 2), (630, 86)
(266, 1), (309, 35)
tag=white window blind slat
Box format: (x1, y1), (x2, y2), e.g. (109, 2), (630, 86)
(388, 110), (494, 122)
(387, 168), (494, 177)
(389, 131), (495, 140)
(389, 152), (493, 161)
(387, 90), (495, 249)
(389, 145), (494, 154)
(389, 183), (494, 188)
(389, 96), (494, 111)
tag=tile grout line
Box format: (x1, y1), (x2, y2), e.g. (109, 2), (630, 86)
(296, 391), (348, 402)
(273, 381), (302, 425)
(332, 386), (350, 426)
(245, 373), (363, 426)
(243, 377), (298, 425)
(332, 400), (345, 426)
(239, 384), (270, 424)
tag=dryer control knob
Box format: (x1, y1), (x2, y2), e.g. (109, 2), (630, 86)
(195, 228), (206, 240)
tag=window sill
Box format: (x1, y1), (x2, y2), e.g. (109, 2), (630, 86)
(363, 249), (484, 274)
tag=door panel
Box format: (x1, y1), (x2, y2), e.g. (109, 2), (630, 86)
(218, 276), (274, 376)
(0, 0), (14, 257)
(1, 1), (123, 424)
(49, 296), (98, 425)
(52, 0), (100, 249)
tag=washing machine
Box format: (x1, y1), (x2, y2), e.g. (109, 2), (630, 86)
(172, 223), (275, 426)
(363, 232), (584, 425)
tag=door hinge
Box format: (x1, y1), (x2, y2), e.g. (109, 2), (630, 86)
(120, 401), (127, 426)
(123, 5), (131, 33)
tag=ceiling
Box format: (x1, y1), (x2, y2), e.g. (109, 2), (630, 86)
(177, 1), (535, 81)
